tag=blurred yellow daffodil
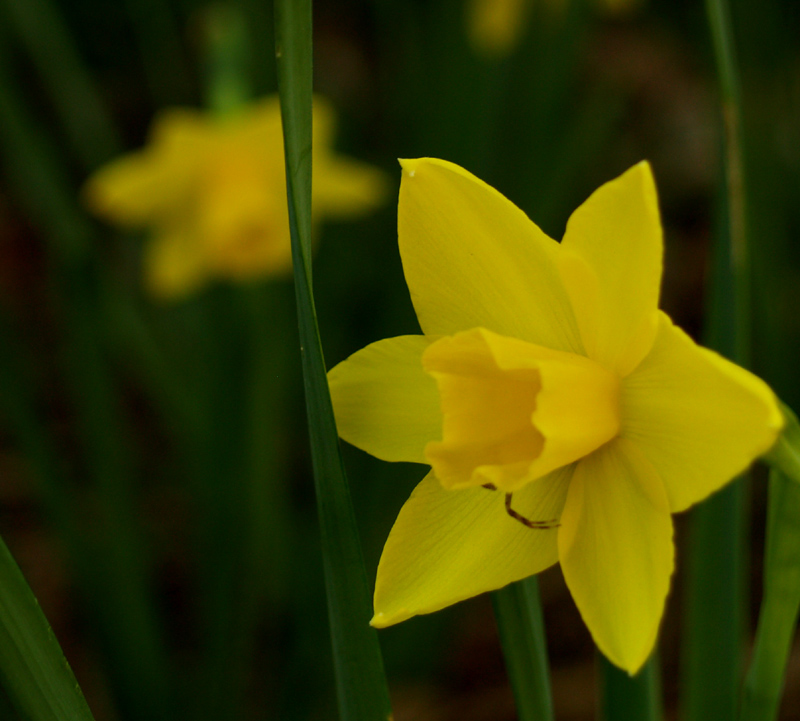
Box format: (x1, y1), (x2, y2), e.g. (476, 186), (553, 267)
(85, 97), (387, 299)
(328, 158), (782, 673)
(468, 0), (642, 57)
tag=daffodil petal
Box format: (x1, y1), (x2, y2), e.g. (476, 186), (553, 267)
(559, 162), (662, 375)
(84, 108), (208, 225)
(328, 336), (442, 464)
(230, 96), (284, 150)
(144, 222), (210, 301)
(398, 158), (583, 353)
(315, 157), (389, 218)
(558, 438), (673, 674)
(622, 312), (783, 512)
(83, 152), (193, 226)
(148, 107), (210, 147)
(372, 467), (571, 627)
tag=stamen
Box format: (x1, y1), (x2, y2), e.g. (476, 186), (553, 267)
(504, 492), (559, 530)
(480, 484), (558, 529)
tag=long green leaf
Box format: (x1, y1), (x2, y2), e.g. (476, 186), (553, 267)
(740, 470), (800, 720)
(0, 534), (96, 721)
(491, 577), (554, 721)
(600, 653), (662, 721)
(274, 2), (393, 719)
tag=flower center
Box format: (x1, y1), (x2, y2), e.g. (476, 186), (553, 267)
(422, 327), (621, 492)
(200, 153), (288, 276)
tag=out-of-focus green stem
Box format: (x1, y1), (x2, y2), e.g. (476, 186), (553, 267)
(705, 0), (750, 364)
(600, 653), (662, 721)
(57, 266), (172, 721)
(682, 2), (751, 720)
(740, 469), (800, 721)
(0, 35), (171, 720)
(683, 481), (747, 721)
(180, 17), (270, 720)
(240, 284), (295, 608)
(0, 31), (88, 262)
(202, 5), (253, 116)
(1, 0), (121, 169)
(491, 577), (554, 721)
(0, 311), (83, 557)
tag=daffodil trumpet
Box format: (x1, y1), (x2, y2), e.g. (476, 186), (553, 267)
(328, 157), (783, 673)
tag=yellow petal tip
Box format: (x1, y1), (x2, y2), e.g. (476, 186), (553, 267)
(371, 605), (415, 628)
(369, 612), (390, 628)
(399, 158), (422, 177)
(629, 159), (657, 190)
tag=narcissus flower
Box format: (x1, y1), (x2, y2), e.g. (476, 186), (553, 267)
(85, 96), (386, 300)
(328, 158), (783, 673)
(468, 0), (642, 57)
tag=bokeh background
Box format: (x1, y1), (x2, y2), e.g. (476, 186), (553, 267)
(0, 0), (799, 718)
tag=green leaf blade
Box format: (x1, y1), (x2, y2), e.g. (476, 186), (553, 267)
(274, 2), (392, 719)
(0, 535), (96, 721)
(741, 469), (800, 721)
(491, 577), (554, 721)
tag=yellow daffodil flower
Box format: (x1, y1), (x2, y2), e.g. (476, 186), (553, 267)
(328, 158), (783, 673)
(468, 0), (641, 57)
(84, 97), (386, 300)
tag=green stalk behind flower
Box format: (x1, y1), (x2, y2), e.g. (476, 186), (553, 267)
(274, 0), (393, 718)
(492, 577), (554, 721)
(740, 468), (800, 720)
(600, 653), (662, 721)
(681, 0), (751, 719)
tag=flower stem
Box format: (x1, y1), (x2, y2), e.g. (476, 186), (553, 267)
(202, 4), (253, 116)
(491, 577), (554, 721)
(1, 0), (121, 169)
(704, 0), (750, 364)
(600, 653), (662, 721)
(681, 2), (751, 720)
(740, 469), (800, 721)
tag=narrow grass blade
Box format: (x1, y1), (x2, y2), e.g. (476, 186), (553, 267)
(600, 653), (662, 721)
(681, 1), (751, 720)
(274, 1), (393, 719)
(740, 469), (800, 720)
(491, 577), (554, 721)
(0, 533), (96, 721)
